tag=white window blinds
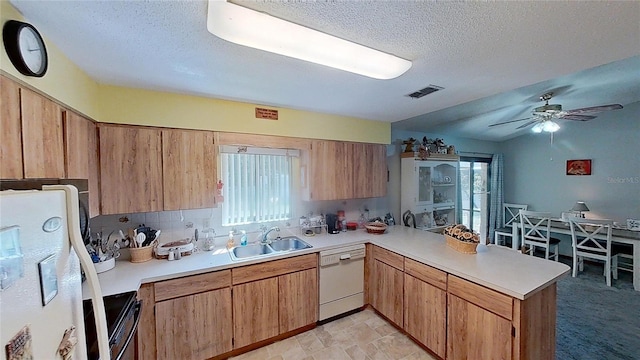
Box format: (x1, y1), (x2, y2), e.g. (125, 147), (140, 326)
(220, 146), (297, 226)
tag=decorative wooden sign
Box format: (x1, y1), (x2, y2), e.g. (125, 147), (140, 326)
(255, 107), (278, 120)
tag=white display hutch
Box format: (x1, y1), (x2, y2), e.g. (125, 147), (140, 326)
(400, 153), (459, 230)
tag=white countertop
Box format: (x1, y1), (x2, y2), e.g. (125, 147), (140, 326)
(84, 225), (570, 301)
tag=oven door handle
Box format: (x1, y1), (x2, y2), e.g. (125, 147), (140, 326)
(113, 300), (142, 360)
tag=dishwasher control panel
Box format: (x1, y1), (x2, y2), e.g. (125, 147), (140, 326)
(320, 244), (365, 266)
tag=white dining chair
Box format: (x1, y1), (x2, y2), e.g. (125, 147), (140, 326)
(494, 203), (528, 247)
(568, 218), (615, 286)
(519, 210), (560, 261)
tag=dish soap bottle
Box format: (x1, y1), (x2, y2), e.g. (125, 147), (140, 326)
(226, 231), (235, 249)
(240, 230), (247, 246)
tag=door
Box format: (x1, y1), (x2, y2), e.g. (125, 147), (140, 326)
(233, 277), (279, 348)
(0, 75), (23, 179)
(155, 288), (232, 360)
(373, 260), (403, 327)
(162, 129), (216, 210)
(447, 294), (512, 360)
(460, 158), (490, 242)
(404, 274), (446, 358)
(99, 125), (163, 214)
(278, 268), (318, 333)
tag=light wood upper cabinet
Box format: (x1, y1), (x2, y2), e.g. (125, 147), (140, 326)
(99, 124), (163, 214)
(279, 268), (318, 334)
(233, 277), (280, 348)
(353, 143), (387, 198)
(0, 76), (23, 179)
(64, 111), (100, 216)
(155, 288), (233, 360)
(20, 87), (65, 178)
(162, 129), (216, 210)
(306, 140), (386, 200)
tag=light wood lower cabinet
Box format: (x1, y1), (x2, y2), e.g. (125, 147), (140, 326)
(369, 245), (558, 360)
(372, 259), (404, 327)
(404, 274), (447, 358)
(232, 254), (318, 349)
(447, 293), (512, 360)
(279, 268), (318, 333)
(156, 288), (232, 360)
(233, 277), (280, 348)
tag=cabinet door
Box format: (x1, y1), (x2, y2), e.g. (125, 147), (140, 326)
(162, 129), (216, 210)
(447, 294), (512, 360)
(64, 111), (100, 217)
(99, 125), (163, 214)
(308, 140), (352, 200)
(0, 76), (23, 179)
(21, 87), (65, 178)
(373, 259), (403, 327)
(233, 277), (279, 348)
(156, 288), (232, 360)
(404, 274), (446, 358)
(279, 268), (318, 333)
(353, 143), (387, 198)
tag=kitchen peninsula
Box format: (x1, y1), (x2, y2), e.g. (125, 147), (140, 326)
(86, 226), (569, 360)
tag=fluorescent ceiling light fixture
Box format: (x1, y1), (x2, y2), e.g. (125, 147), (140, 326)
(206, 0), (412, 79)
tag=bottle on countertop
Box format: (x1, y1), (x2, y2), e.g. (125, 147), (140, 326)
(226, 231), (235, 249)
(240, 230), (247, 246)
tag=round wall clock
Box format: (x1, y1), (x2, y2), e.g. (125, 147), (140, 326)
(3, 20), (48, 77)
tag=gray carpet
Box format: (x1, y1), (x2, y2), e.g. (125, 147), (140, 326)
(556, 258), (639, 360)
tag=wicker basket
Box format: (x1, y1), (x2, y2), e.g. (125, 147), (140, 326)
(445, 234), (479, 254)
(129, 244), (154, 263)
(365, 222), (388, 234)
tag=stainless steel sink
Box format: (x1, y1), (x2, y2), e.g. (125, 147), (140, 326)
(229, 236), (312, 261)
(230, 244), (274, 260)
(269, 236), (312, 252)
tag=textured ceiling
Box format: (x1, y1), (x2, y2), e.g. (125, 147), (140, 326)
(8, 0), (640, 141)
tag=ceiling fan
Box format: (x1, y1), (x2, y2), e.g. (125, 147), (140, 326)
(489, 92), (623, 133)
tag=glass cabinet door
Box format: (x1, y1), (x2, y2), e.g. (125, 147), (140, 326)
(417, 164), (432, 205)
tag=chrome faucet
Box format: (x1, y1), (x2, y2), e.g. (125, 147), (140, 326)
(261, 226), (280, 244)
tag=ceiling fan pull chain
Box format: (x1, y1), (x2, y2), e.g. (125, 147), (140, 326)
(549, 132), (554, 161)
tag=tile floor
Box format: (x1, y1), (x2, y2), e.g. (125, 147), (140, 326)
(229, 308), (436, 360)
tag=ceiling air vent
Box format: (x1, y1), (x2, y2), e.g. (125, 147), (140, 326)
(406, 85), (444, 99)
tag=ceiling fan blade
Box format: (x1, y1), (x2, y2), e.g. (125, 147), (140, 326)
(559, 114), (597, 121)
(488, 117), (531, 127)
(563, 104), (623, 115)
(516, 120), (539, 129)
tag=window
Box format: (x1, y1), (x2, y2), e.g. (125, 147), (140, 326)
(220, 146), (298, 226)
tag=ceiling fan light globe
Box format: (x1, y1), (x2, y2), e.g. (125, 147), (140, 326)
(543, 120), (560, 132)
(531, 123), (544, 133)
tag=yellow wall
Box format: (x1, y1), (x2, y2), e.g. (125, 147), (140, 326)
(1, 2), (390, 144)
(97, 85), (390, 143)
(0, 1), (100, 118)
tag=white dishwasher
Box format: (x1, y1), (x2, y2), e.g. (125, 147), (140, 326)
(319, 244), (366, 321)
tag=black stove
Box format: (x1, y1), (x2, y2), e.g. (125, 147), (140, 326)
(83, 291), (141, 360)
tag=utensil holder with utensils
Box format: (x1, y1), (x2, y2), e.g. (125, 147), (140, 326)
(129, 242), (156, 263)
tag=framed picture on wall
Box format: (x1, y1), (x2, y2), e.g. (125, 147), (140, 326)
(566, 159), (592, 176)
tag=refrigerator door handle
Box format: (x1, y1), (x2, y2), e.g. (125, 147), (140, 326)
(45, 185), (111, 360)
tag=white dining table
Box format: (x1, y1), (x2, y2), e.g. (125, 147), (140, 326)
(510, 220), (640, 291)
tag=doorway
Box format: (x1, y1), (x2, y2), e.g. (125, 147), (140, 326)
(459, 158), (491, 242)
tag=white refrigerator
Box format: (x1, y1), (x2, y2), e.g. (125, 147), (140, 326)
(1, 185), (109, 360)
